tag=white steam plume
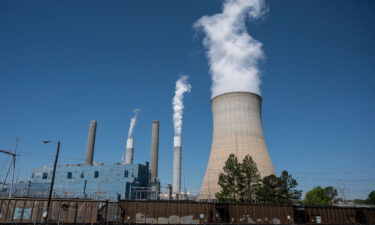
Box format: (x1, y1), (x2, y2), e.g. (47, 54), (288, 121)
(128, 108), (140, 138)
(173, 76), (192, 137)
(194, 0), (266, 98)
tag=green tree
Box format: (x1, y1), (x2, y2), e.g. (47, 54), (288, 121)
(366, 191), (375, 205)
(215, 154), (242, 201)
(279, 170), (302, 204)
(323, 186), (338, 201)
(256, 175), (283, 203)
(241, 155), (261, 201)
(303, 186), (337, 206)
(216, 154), (261, 202)
(256, 170), (302, 204)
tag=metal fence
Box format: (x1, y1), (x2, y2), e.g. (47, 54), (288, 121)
(1, 197), (375, 224)
(0, 197), (122, 223)
(118, 200), (375, 225)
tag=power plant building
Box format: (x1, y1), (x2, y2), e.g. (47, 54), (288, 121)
(21, 163), (149, 200)
(4, 120), (159, 201)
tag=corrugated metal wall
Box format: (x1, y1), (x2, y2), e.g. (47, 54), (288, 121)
(0, 198), (121, 223)
(1, 198), (374, 224)
(119, 200), (375, 225)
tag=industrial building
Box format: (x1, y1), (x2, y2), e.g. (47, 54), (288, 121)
(22, 162), (149, 200)
(2, 120), (161, 201)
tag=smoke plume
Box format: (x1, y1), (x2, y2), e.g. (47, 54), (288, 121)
(194, 0), (266, 98)
(128, 108), (139, 138)
(173, 76), (192, 137)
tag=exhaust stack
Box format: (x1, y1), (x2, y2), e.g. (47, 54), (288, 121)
(150, 120), (159, 181)
(124, 137), (134, 164)
(85, 120), (97, 165)
(173, 136), (182, 194)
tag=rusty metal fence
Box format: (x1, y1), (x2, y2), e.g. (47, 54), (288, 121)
(1, 198), (374, 224)
(0, 197), (122, 224)
(118, 200), (375, 225)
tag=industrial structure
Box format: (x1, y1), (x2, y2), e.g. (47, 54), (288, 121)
(84, 120), (96, 165)
(149, 120), (159, 183)
(124, 137), (134, 165)
(173, 136), (182, 194)
(1, 120), (164, 201)
(200, 92), (275, 199)
(148, 120), (161, 199)
(20, 162), (149, 200)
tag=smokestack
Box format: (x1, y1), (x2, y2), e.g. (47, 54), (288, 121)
(124, 109), (139, 164)
(150, 120), (159, 181)
(124, 137), (134, 164)
(171, 76), (191, 193)
(173, 136), (182, 193)
(200, 92), (275, 199)
(85, 120), (97, 165)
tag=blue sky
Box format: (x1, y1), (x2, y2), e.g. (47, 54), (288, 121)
(0, 0), (374, 199)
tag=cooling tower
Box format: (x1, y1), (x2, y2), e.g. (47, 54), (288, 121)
(173, 136), (182, 193)
(85, 120), (97, 165)
(200, 92), (274, 199)
(124, 137), (134, 164)
(150, 120), (159, 181)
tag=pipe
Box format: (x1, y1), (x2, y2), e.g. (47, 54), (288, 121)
(85, 120), (97, 165)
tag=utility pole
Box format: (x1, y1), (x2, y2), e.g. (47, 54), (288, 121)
(42, 140), (61, 222)
(9, 138), (18, 198)
(0, 141), (19, 199)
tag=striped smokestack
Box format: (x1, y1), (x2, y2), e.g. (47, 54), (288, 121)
(173, 135), (182, 194)
(150, 120), (159, 181)
(85, 120), (97, 165)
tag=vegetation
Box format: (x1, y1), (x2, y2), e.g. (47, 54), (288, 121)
(351, 191), (375, 205)
(216, 154), (375, 207)
(216, 154), (261, 202)
(367, 191), (375, 205)
(303, 186), (338, 206)
(256, 174), (283, 203)
(216, 154), (301, 204)
(256, 170), (302, 204)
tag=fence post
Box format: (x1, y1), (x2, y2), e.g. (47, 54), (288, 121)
(105, 200), (108, 223)
(20, 199), (26, 222)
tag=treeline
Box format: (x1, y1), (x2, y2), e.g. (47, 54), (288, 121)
(216, 154), (375, 206)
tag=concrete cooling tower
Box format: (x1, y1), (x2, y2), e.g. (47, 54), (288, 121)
(200, 92), (275, 199)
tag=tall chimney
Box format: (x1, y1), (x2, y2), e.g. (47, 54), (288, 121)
(124, 137), (134, 164)
(200, 92), (275, 199)
(173, 136), (182, 193)
(85, 120), (97, 165)
(150, 120), (159, 181)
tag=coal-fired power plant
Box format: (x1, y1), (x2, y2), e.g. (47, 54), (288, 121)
(200, 92), (275, 199)
(84, 120), (97, 165)
(124, 137), (134, 164)
(173, 136), (182, 194)
(150, 120), (159, 182)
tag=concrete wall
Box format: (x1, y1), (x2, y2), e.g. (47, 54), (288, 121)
(200, 92), (275, 199)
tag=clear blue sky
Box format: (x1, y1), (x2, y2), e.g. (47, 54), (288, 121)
(0, 0), (374, 199)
